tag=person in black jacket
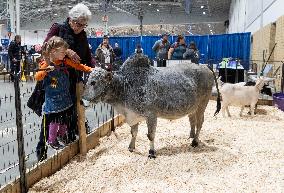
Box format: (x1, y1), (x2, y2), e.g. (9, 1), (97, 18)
(183, 41), (200, 64)
(8, 35), (22, 81)
(36, 3), (93, 162)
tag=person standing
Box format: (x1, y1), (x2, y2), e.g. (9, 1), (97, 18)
(152, 34), (170, 67)
(36, 3), (92, 161)
(8, 35), (22, 81)
(95, 35), (115, 71)
(134, 44), (143, 54)
(113, 43), (123, 70)
(183, 41), (200, 64)
(168, 35), (187, 60)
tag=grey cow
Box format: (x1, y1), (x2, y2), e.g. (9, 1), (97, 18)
(83, 54), (220, 158)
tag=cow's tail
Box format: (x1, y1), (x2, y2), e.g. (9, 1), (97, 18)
(207, 65), (221, 116)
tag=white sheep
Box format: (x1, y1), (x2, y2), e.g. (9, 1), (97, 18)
(220, 77), (265, 117)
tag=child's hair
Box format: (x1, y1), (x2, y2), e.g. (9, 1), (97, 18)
(41, 36), (69, 59)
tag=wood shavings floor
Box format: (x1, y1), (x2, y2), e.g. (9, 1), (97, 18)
(29, 101), (284, 193)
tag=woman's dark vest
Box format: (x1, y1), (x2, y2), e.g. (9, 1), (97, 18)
(56, 19), (89, 101)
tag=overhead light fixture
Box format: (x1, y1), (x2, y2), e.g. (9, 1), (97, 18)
(157, 9), (159, 12)
(203, 11), (206, 15)
(201, 5), (204, 9)
(38, 9), (40, 12)
(54, 13), (58, 16)
(149, 3), (151, 5)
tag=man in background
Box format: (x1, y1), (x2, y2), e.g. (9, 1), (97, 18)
(152, 33), (170, 67)
(8, 35), (22, 81)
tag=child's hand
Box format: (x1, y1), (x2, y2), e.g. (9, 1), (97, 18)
(46, 65), (55, 72)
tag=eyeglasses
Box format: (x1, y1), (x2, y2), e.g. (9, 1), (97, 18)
(72, 20), (88, 28)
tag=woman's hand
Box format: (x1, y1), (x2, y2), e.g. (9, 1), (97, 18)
(45, 65), (55, 72)
(66, 49), (81, 63)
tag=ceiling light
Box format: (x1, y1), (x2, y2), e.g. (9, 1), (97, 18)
(201, 5), (204, 9)
(157, 9), (159, 12)
(203, 11), (206, 15)
(54, 13), (58, 16)
(50, 0), (52, 1)
(38, 9), (40, 12)
(149, 3), (151, 5)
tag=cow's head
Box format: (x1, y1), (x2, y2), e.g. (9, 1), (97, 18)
(83, 67), (113, 103)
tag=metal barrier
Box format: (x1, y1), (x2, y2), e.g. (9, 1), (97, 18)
(0, 73), (117, 192)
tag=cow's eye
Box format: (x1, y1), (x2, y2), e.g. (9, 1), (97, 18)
(91, 81), (96, 86)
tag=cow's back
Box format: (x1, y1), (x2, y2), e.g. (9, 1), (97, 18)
(140, 63), (213, 119)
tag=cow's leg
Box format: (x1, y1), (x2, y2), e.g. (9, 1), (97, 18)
(189, 115), (196, 138)
(128, 123), (139, 152)
(226, 106), (231, 117)
(192, 112), (204, 147)
(239, 106), (244, 117)
(146, 115), (157, 159)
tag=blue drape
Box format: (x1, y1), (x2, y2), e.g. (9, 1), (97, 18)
(88, 32), (251, 70)
(207, 33), (251, 69)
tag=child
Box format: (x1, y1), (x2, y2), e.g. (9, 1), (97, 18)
(35, 36), (93, 149)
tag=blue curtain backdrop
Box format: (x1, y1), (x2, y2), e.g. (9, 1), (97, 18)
(88, 32), (251, 70)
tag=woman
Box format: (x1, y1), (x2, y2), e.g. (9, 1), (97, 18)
(95, 35), (115, 71)
(36, 3), (93, 161)
(168, 35), (187, 60)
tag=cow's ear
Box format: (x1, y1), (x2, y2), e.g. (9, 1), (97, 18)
(105, 72), (113, 82)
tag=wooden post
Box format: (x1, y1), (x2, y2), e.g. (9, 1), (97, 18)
(76, 82), (87, 155)
(14, 73), (27, 193)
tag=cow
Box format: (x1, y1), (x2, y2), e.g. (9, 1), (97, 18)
(83, 54), (220, 158)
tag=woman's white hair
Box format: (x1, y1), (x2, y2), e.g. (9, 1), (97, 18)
(69, 3), (92, 21)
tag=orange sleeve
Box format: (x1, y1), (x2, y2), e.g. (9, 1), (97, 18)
(64, 58), (93, 72)
(35, 61), (49, 81)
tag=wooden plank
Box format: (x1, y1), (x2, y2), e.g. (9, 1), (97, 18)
(76, 83), (87, 155)
(0, 115), (125, 193)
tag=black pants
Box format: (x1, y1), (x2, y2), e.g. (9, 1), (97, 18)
(157, 59), (167, 67)
(10, 61), (20, 81)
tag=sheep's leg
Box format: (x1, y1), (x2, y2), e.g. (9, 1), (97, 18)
(146, 115), (157, 159)
(226, 106), (231, 117)
(189, 115), (196, 138)
(222, 103), (227, 117)
(250, 103), (256, 116)
(128, 123), (139, 152)
(239, 106), (244, 117)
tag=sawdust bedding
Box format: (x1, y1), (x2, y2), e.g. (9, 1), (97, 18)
(29, 101), (284, 193)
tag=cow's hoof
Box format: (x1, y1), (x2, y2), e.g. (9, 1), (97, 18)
(128, 147), (134, 152)
(148, 149), (156, 159)
(191, 139), (199, 147)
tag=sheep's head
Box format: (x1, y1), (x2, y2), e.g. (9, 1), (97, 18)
(83, 67), (113, 103)
(255, 77), (265, 91)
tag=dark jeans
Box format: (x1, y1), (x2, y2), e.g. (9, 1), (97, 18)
(10, 61), (20, 81)
(157, 59), (167, 67)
